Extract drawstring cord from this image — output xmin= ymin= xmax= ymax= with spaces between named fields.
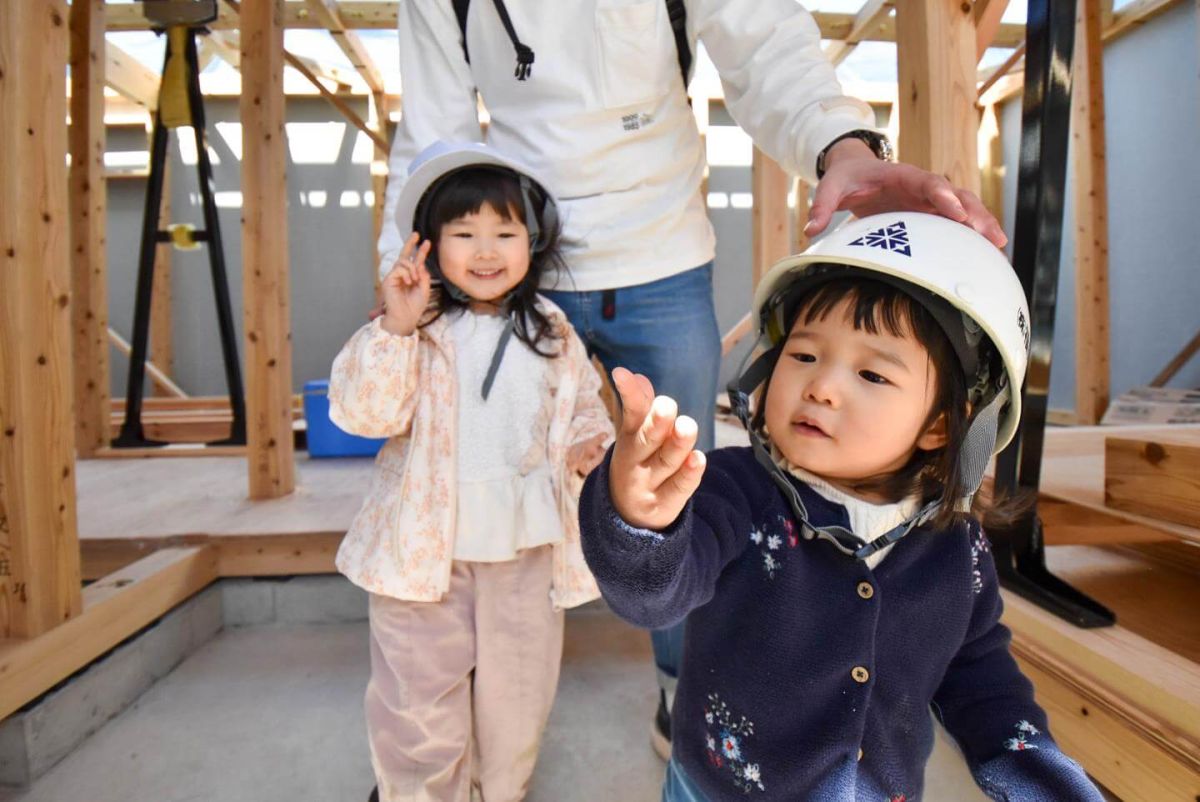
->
xmin=489 ymin=0 xmax=535 ymax=80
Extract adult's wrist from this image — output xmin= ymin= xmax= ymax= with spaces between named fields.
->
xmin=815 ymin=129 xmax=892 ymax=179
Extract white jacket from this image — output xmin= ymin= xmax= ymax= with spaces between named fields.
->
xmin=379 ymin=0 xmax=876 ymax=291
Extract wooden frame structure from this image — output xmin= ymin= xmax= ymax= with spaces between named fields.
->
xmin=2 ymin=0 xmax=1198 ymax=796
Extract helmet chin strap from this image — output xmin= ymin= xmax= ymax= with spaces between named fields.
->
xmin=726 ymin=337 xmax=1001 ymax=560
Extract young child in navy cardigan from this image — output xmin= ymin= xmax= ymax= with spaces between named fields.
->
xmin=579 ymin=213 xmax=1104 ymax=801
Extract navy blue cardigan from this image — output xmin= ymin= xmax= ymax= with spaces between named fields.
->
xmin=580 ymin=447 xmax=1103 ymax=801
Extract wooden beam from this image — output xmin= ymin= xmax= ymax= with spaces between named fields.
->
xmin=790 ymin=178 xmax=812 ymax=254
xmin=978 ymin=102 xmax=1005 ymax=231
xmin=370 ymin=91 xmax=391 ymax=282
xmin=974 ymin=0 xmax=1012 ymax=60
xmin=105 ymin=4 xmax=1026 ymax=46
xmin=824 ymin=0 xmax=893 ymax=66
xmin=977 ymin=41 xmax=1025 ymax=99
xmin=0 ymin=546 xmax=218 ymax=720
xmin=303 ymin=0 xmax=385 ymax=94
xmin=1103 ymin=0 xmax=1186 ymax=42
xmin=283 ymin=51 xmax=389 ymax=151
xmin=1149 ymin=329 xmax=1200 ymax=387
xmin=150 ymin=162 xmax=175 ymax=392
xmin=70 ymin=0 xmax=112 ymax=456
xmin=1105 ymin=436 xmax=1200 ymax=530
xmin=105 ymin=39 xmax=159 ymax=111
xmin=978 ymin=69 xmax=1025 ymax=107
xmin=895 ymin=0 xmax=980 ymax=193
xmin=0 ymin=0 xmax=83 ymax=638
xmin=1072 ymin=0 xmax=1111 ymax=425
xmin=751 ymin=149 xmax=791 ymax=290
xmin=107 ymin=328 xmax=187 ymax=399
xmin=207 ymin=29 xmax=357 ymax=90
xmin=240 ymin=0 xmax=296 ymax=499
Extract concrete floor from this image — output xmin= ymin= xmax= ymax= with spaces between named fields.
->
xmin=0 ymin=600 xmax=995 ymax=802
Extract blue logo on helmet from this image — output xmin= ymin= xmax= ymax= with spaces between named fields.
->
xmin=849 ymin=221 xmax=911 ymax=257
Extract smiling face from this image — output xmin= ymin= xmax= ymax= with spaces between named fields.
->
xmin=434 ymin=201 xmax=531 ymax=311
xmin=763 ymin=292 xmax=950 ymax=499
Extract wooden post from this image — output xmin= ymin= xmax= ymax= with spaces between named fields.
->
xmin=0 ymin=0 xmax=83 ymax=637
xmin=69 ymin=0 xmax=111 ymax=455
xmin=240 ymin=0 xmax=295 ymax=498
xmin=791 ymin=179 xmax=811 ymax=255
xmin=895 ymin=0 xmax=980 ymax=192
xmin=150 ymin=162 xmax=174 ymax=391
xmin=751 ymin=148 xmax=790 ymax=289
xmin=370 ymin=90 xmax=390 ymax=284
xmin=1072 ymin=0 xmax=1111 ymax=424
xmin=978 ymin=102 xmax=1005 ymax=229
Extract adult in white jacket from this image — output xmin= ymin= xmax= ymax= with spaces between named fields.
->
xmin=378 ymin=0 xmax=1005 ymax=764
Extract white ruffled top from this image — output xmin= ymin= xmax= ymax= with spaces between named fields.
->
xmin=449 ymin=310 xmax=563 ymax=562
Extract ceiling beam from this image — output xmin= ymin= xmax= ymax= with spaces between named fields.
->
xmin=302 ymin=0 xmax=385 ymax=94
xmin=1103 ymin=0 xmax=1184 ymax=41
xmin=974 ymin=0 xmax=1012 ymax=60
xmin=105 ymin=40 xmax=159 ymax=110
xmin=104 ymin=4 xmax=1026 ymax=47
xmin=824 ymin=0 xmax=894 ymax=66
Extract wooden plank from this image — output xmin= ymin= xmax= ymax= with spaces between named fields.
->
xmin=977 ymin=103 xmax=1004 ymax=231
xmin=1039 ymin=498 xmax=1177 ymax=546
xmin=105 ymin=5 xmax=1027 ymax=45
xmin=150 ymin=161 xmax=174 ymax=392
xmin=824 ymin=0 xmax=893 ymax=66
xmin=976 ymin=42 xmax=1025 ymax=99
xmin=974 ymin=0 xmax=1012 ymax=60
xmin=283 ymin=51 xmax=389 ymax=151
xmin=0 ymin=0 xmax=83 ymax=639
xmin=790 ymin=179 xmax=811 ymax=255
xmin=1072 ymin=0 xmax=1111 ymax=425
xmin=895 ymin=0 xmax=980 ymax=192
xmin=107 ymin=327 xmax=186 ymax=398
xmin=81 ymin=533 xmax=342 ymax=581
xmin=0 ymin=546 xmax=218 ymax=721
xmin=69 ymin=0 xmax=112 ymax=456
xmin=93 ymin=445 xmax=249 ymax=459
xmin=1103 ymin=0 xmax=1186 ymax=42
xmin=750 ymin=148 xmax=790 ymax=289
xmin=1039 ymin=424 xmax=1200 ymax=546
xmin=1014 ymin=653 xmax=1200 ymax=801
xmin=1003 ymin=590 xmax=1200 ymax=755
xmin=370 ymin=91 xmax=391 ymax=283
xmin=240 ymin=0 xmax=297 ymax=499
xmin=1105 ymin=436 xmax=1200 ymax=529
xmin=104 ymin=39 xmax=159 ymax=111
xmin=1149 ymin=329 xmax=1200 ymax=387
xmin=304 ymin=0 xmax=385 ymax=94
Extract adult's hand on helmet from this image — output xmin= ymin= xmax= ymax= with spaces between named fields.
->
xmin=805 ymin=138 xmax=1007 ymax=249
xmin=608 ymin=367 xmax=706 ymax=531
xmin=379 ymin=233 xmax=433 ymax=337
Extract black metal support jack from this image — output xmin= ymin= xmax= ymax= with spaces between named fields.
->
xmin=112 ymin=22 xmax=246 ymax=448
xmin=988 ymin=0 xmax=1114 ymax=628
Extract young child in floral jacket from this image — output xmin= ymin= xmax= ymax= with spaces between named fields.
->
xmin=330 ymin=142 xmax=612 ymax=802
xmin=580 ymin=213 xmax=1104 ymax=801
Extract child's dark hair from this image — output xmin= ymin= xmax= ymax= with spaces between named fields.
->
xmin=417 ymin=166 xmax=567 ymax=358
xmin=751 ymin=276 xmax=1028 ymax=531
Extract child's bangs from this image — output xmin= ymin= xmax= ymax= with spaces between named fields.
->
xmin=791 ymin=278 xmax=924 ymax=340
xmin=428 ymin=167 xmax=526 ymax=227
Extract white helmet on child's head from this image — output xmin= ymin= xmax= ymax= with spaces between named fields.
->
xmin=390 ymin=141 xmax=560 ymax=281
xmin=751 ymin=212 xmax=1029 ymax=453
xmin=726 ymin=212 xmax=1029 ymax=557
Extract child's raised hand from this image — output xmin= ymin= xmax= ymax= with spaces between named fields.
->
xmin=380 ymin=233 xmax=433 ymax=336
xmin=567 ymin=432 xmax=608 ymax=477
xmin=608 ymin=367 xmax=706 ymax=530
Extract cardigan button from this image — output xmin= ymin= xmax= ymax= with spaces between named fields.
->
xmin=856 ymin=581 xmax=874 ymax=600
xmin=857 ymin=747 xmax=864 ymax=761
xmin=851 ymin=666 xmax=870 ymax=683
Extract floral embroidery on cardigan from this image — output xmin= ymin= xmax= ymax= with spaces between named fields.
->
xmin=750 ymin=516 xmax=800 ymax=580
xmin=1004 ymin=720 xmax=1042 ymax=751
xmin=969 ymin=524 xmax=991 ymax=595
xmin=703 ymin=694 xmax=765 ymax=793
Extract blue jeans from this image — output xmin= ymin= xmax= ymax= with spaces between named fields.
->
xmin=543 ymin=263 xmax=720 ymax=686
xmin=662 ymin=759 xmax=708 ymax=801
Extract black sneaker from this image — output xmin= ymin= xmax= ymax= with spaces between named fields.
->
xmin=651 ymin=688 xmax=672 ymax=761
xmin=368 ymin=787 xmax=379 ymax=802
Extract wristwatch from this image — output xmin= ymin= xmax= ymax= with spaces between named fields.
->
xmin=815 ymin=130 xmax=893 ymax=179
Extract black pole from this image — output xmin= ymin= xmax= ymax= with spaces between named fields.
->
xmin=988 ymin=0 xmax=1115 ymax=628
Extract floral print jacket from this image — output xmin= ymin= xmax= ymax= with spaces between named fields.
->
xmin=329 ymin=301 xmax=613 ymax=608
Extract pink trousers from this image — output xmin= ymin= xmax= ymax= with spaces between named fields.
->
xmin=366 ymin=546 xmax=565 ymax=802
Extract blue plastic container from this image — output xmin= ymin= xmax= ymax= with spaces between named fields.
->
xmin=303 ymin=380 xmax=388 ymax=458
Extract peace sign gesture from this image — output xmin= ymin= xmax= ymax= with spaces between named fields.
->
xmin=608 ymin=367 xmax=706 ymax=531
xmin=380 ymin=233 xmax=433 ymax=336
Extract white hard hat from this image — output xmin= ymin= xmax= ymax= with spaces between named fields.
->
xmin=390 ymin=141 xmax=559 ymax=279
xmin=752 ymin=212 xmax=1029 ymax=453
